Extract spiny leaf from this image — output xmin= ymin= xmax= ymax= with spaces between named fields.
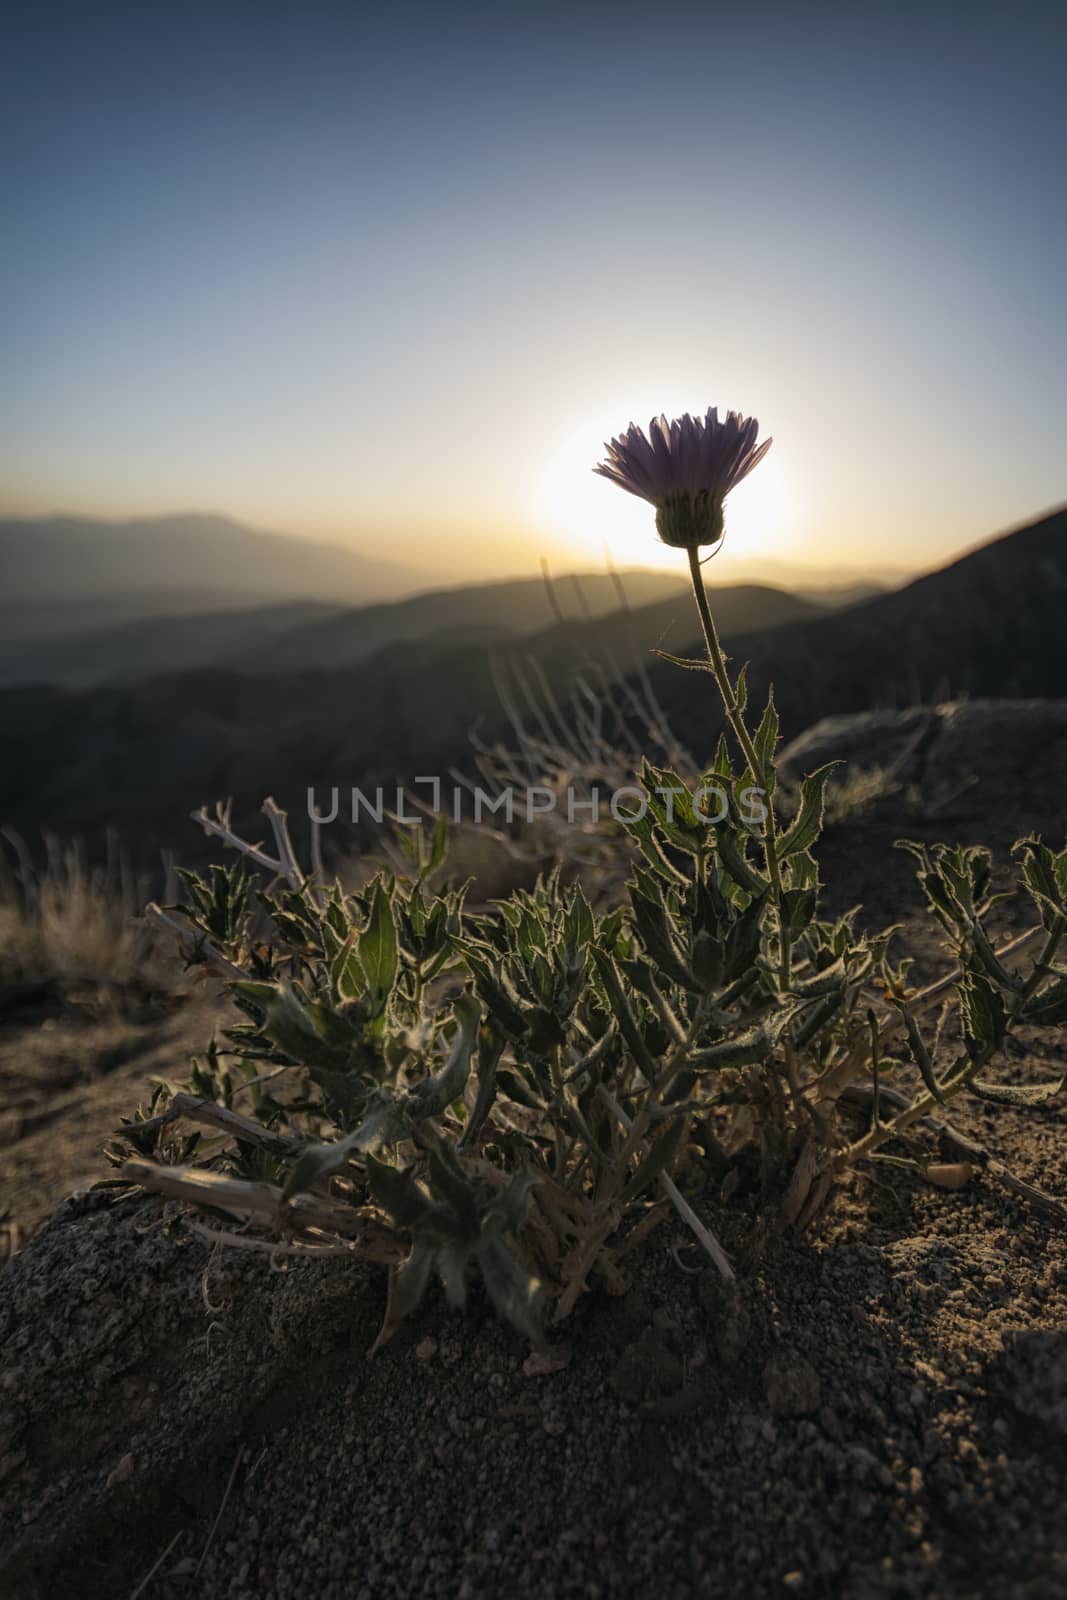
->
xmin=776 ymin=762 xmax=840 ymax=860
xmin=753 ymin=690 xmax=779 ymax=793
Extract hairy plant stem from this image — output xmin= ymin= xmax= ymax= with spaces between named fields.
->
xmin=685 ymin=545 xmax=791 ymax=990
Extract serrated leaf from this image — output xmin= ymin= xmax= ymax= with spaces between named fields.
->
xmin=563 ymin=882 xmax=595 ymax=951
xmin=776 ymin=762 xmax=840 ymax=860
xmin=716 ymin=829 xmax=769 ymax=897
xmin=959 ymin=972 xmax=1007 ymax=1056
xmin=753 ymin=691 xmax=779 ymax=794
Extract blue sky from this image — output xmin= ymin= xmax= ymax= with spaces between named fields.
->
xmin=2 ymin=1 xmax=1065 ymax=582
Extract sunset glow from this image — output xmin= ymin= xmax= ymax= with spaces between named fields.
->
xmin=2 ymin=5 xmax=1064 ymax=586
xmin=529 ymin=413 xmax=800 ymax=575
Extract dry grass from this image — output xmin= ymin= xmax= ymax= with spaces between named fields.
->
xmin=0 ymin=828 xmax=175 ymax=1005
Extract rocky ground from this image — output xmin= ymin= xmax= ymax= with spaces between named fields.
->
xmin=1 ymin=709 xmax=1065 ymax=1598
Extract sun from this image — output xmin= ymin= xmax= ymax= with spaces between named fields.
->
xmin=527 ymin=411 xmax=796 ymax=572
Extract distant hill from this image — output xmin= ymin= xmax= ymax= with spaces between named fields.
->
xmin=228 ymin=571 xmax=694 ymax=675
xmin=646 ymin=505 xmax=1067 ymax=748
xmin=0 ymin=563 xmax=828 ymax=689
xmin=0 ymin=582 xmax=822 ymax=860
xmin=0 ymin=588 xmax=307 ymax=644
xmin=3 ymin=506 xmax=1061 ymax=867
xmin=0 ymin=601 xmax=349 ymax=689
xmin=0 ymin=513 xmax=413 ymax=615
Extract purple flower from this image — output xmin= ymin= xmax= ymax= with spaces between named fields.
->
xmin=594 ymin=408 xmax=772 ymax=549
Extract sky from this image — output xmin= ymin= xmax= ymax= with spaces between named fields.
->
xmin=2 ymin=0 xmax=1065 ymax=587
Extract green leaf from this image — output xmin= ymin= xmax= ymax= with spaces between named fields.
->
xmin=970 ymin=920 xmax=1026 ymax=994
xmin=959 ymin=972 xmax=1007 ymax=1057
xmin=780 ymin=887 xmax=817 ymax=940
xmin=1014 ymin=836 xmax=1067 ymax=929
xmin=233 ymin=979 xmax=280 ymax=1008
xmin=776 ymin=762 xmax=840 ymax=860
xmin=426 ymin=1144 xmax=481 ymax=1232
xmin=753 ymin=690 xmax=779 ymax=793
xmin=716 ymin=829 xmax=769 ymax=897
xmin=722 ymin=889 xmax=768 ymax=983
xmin=284 ymin=1090 xmax=409 ymax=1196
xmin=459 ymin=1026 xmax=505 ymax=1150
xmin=409 ymin=991 xmax=482 ymax=1120
xmin=792 ymin=988 xmax=845 ymax=1050
xmin=362 ymin=880 xmax=399 ymax=1006
xmin=563 ymin=882 xmax=595 ymax=952
xmin=592 ymin=948 xmax=660 ymax=1079
xmin=895 ymin=1001 xmax=944 ymax=1104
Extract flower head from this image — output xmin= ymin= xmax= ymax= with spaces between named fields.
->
xmin=594 ymin=408 xmax=772 ymax=550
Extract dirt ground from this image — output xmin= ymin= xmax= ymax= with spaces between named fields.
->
xmin=0 ymin=982 xmax=228 ymax=1255
xmin=0 ymin=792 xmax=1065 ymax=1600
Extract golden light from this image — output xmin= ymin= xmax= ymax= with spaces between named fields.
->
xmin=527 ymin=410 xmax=798 ymax=572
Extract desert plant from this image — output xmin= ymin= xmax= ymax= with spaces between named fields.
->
xmin=114 ymin=409 xmax=1067 ymax=1349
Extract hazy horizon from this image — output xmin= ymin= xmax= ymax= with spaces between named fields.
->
xmin=3 ymin=2 xmax=1065 ymax=586
xmin=0 ymin=502 xmax=931 ymax=596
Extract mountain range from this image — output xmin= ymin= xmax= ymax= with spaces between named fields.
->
xmin=0 ymin=505 xmax=1061 ymax=867
xmin=0 ymin=581 xmax=826 ymax=861
xmin=0 ymin=510 xmax=883 ymax=688
xmin=0 ymin=513 xmax=412 ymax=624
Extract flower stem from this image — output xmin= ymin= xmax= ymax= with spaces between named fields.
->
xmin=685 ymin=545 xmax=791 ymax=988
